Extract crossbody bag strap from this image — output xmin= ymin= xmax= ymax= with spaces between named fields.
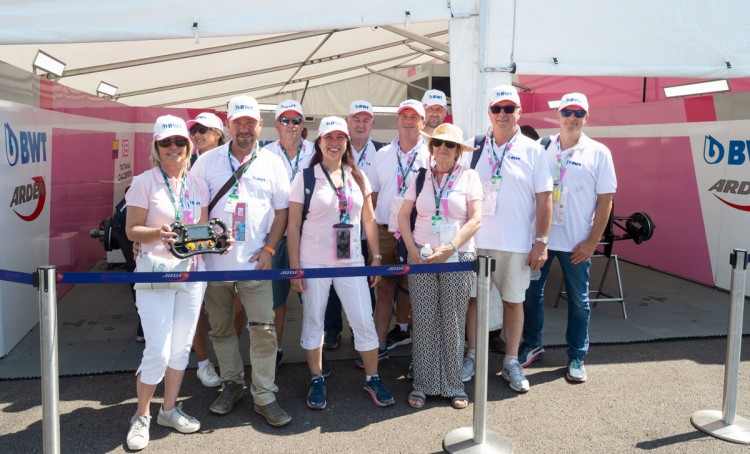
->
xmin=208 ymin=159 xmax=251 ymax=213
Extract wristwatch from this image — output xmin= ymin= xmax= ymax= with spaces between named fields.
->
xmin=535 ymin=237 xmax=548 ymax=245
xmin=373 ymin=254 xmax=383 ymax=260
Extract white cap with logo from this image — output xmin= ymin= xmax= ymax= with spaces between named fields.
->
xmin=348 ymin=100 xmax=374 ymax=117
xmin=318 ymin=116 xmax=349 ymax=138
xmin=227 ymin=96 xmax=261 ymax=121
xmin=153 ymin=115 xmax=189 ymax=140
xmin=422 ymin=89 xmax=448 ymax=108
xmin=186 ymin=112 xmax=224 ymax=131
xmin=396 ymin=99 xmax=426 ymax=118
xmin=488 ymin=85 xmax=521 ymax=108
xmin=558 ymin=93 xmax=589 ymax=112
xmin=275 ymin=100 xmax=304 ymax=120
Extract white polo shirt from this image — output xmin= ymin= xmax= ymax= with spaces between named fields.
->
xmin=544 ymin=132 xmax=617 ymax=252
xmin=465 ymin=129 xmax=553 ymax=253
xmin=352 ymin=138 xmax=381 ymax=182
xmin=191 ymin=141 xmax=290 ymax=271
xmin=369 ymin=137 xmax=430 ymax=225
xmin=262 ymin=139 xmax=315 ymax=182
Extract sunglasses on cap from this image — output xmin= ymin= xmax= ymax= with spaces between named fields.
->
xmin=156 ymin=137 xmax=189 ymax=148
xmin=189 ymin=125 xmax=210 ymax=135
xmin=431 ymin=139 xmax=458 ymax=149
xmin=279 ymin=116 xmax=303 ymax=126
xmin=490 ymin=105 xmax=517 ymax=114
xmin=560 ymin=109 xmax=587 ymax=118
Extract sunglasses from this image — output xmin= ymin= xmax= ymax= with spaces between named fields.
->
xmin=279 ymin=116 xmax=303 ymax=126
xmin=490 ymin=105 xmax=517 ymax=114
xmin=189 ymin=125 xmax=210 ymax=135
xmin=560 ymin=109 xmax=587 ymax=118
xmin=156 ymin=137 xmax=189 ymax=148
xmin=431 ymin=139 xmax=458 ymax=149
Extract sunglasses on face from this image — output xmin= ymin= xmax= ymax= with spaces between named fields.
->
xmin=156 ymin=137 xmax=189 ymax=148
xmin=560 ymin=109 xmax=587 ymax=118
xmin=189 ymin=125 xmax=210 ymax=135
xmin=431 ymin=139 xmax=458 ymax=149
xmin=490 ymin=105 xmax=517 ymax=114
xmin=279 ymin=117 xmax=303 ymax=126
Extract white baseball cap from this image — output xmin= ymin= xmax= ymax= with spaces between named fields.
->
xmin=317 ymin=116 xmax=349 ymax=138
xmin=422 ymin=89 xmax=448 ymax=108
xmin=558 ymin=93 xmax=589 ymax=112
xmin=348 ymin=100 xmax=374 ymax=117
xmin=153 ymin=115 xmax=189 ymax=140
xmin=488 ymin=85 xmax=521 ymax=107
xmin=275 ymin=100 xmax=304 ymax=120
xmin=227 ymin=95 xmax=261 ymax=121
xmin=396 ymin=99 xmax=426 ymax=118
xmin=186 ymin=112 xmax=224 ymax=131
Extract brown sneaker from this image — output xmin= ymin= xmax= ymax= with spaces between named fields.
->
xmin=253 ymin=401 xmax=292 ymax=427
xmin=209 ymin=381 xmax=244 ymax=415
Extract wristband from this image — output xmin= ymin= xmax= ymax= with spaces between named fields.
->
xmin=372 ymin=254 xmax=383 ymax=260
xmin=449 ymin=241 xmax=459 ymax=252
xmin=262 ymin=246 xmax=276 ymax=256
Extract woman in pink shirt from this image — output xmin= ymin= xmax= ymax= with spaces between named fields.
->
xmin=124 ymin=115 xmax=209 ymax=450
xmin=287 ymin=117 xmax=393 ymax=410
xmin=397 ymin=123 xmax=482 ymax=410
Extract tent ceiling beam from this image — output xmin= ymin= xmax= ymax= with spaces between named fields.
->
xmin=379 ymin=25 xmax=449 ymax=53
xmin=405 ymin=44 xmax=449 ymax=62
xmin=365 ymin=66 xmax=429 ymax=92
xmin=276 ymin=32 xmax=334 ymax=95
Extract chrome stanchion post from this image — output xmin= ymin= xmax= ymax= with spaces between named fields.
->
xmin=444 ymin=256 xmax=513 ymax=453
xmin=691 ymin=249 xmax=750 ymax=444
xmin=37 ymin=266 xmax=60 ymax=454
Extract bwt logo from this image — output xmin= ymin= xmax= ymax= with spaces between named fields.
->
xmin=279 ymin=103 xmax=297 ymax=110
xmin=703 ymin=135 xmax=750 ymax=165
xmin=564 ymin=97 xmax=584 ymax=105
xmin=354 ymin=104 xmax=369 ymax=110
xmin=280 ymin=269 xmax=305 ymax=279
xmin=497 ymin=92 xmax=513 ymax=97
xmin=4 ymin=123 xmax=48 ymax=166
xmin=10 ymin=176 xmax=46 ymax=221
xmin=161 ymin=123 xmax=181 ymax=130
xmin=234 ymin=104 xmax=255 ymax=111
xmin=427 ymin=94 xmax=444 ymax=100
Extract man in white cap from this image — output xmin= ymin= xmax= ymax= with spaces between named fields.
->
xmin=323 ymin=100 xmax=386 ymax=350
xmin=465 ymin=85 xmax=552 ymax=393
xmin=421 ymin=89 xmax=449 ymax=136
xmin=369 ymin=99 xmax=430 ymax=365
xmin=520 ymin=93 xmax=616 ymax=384
xmin=262 ymin=99 xmax=315 ymax=372
xmin=190 ymin=95 xmax=292 ymax=427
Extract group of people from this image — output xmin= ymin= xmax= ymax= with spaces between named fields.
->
xmin=123 ymin=85 xmax=617 ymax=450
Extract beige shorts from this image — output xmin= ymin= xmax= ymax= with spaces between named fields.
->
xmin=477 ymin=248 xmax=530 ymax=303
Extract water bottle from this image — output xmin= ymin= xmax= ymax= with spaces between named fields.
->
xmin=420 ymin=243 xmax=433 ymax=259
xmin=530 ymin=269 xmax=542 ymax=281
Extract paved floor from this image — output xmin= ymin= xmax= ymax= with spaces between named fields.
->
xmin=1 ymin=258 xmax=750 ymax=452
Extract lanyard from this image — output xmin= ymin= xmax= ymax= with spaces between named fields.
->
xmin=396 ymin=143 xmax=417 ymax=195
xmin=486 ymin=133 xmax=515 ymax=177
xmin=227 ymin=142 xmax=258 ymax=194
xmin=431 ymin=164 xmax=459 ymax=216
xmin=280 ymin=141 xmax=304 ymax=181
xmin=321 ymin=164 xmax=353 ymax=224
xmin=554 ymin=136 xmax=577 ymax=187
xmin=159 ymin=167 xmax=187 ymax=221
xmin=354 ymin=142 xmax=369 ymax=167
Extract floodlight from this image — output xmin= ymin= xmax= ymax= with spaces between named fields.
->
xmin=32 ymin=50 xmax=66 ymax=79
xmin=664 ymin=80 xmax=730 ymax=98
xmin=372 ymin=106 xmax=399 ymax=114
xmin=258 ymin=103 xmax=277 ymax=111
xmin=97 ymin=81 xmax=118 ymax=98
xmin=547 ymin=100 xmax=561 ymax=109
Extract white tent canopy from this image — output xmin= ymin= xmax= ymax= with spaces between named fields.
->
xmin=1 ymin=0 xmax=748 ymax=133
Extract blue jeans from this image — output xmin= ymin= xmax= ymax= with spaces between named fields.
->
xmin=523 ymin=250 xmax=591 ymax=361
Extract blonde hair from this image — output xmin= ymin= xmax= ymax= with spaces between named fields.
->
xmin=150 ymin=138 xmax=195 ymax=173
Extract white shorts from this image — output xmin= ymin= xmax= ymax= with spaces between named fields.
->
xmin=477 ymin=249 xmax=530 ymax=303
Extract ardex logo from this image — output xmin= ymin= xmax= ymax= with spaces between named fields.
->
xmin=280 ymin=269 xmax=305 ymax=279
xmin=708 ymin=179 xmax=750 ymax=212
xmin=386 ymin=265 xmax=410 ymax=275
xmin=10 ymin=176 xmax=46 ymax=221
xmin=162 ymin=272 xmax=190 ymax=282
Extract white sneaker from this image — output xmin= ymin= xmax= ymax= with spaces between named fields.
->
xmin=461 ymin=353 xmax=475 ymax=382
xmin=157 ymin=403 xmax=201 ymax=433
xmin=197 ymin=362 xmax=221 ymax=388
xmin=501 ymin=359 xmax=530 ymax=393
xmin=126 ymin=414 xmax=151 ymax=451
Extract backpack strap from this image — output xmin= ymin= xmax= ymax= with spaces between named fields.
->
xmin=300 ymin=166 xmax=316 ymax=229
xmin=409 ymin=167 xmax=428 ymax=232
xmin=371 ymin=140 xmax=387 ymax=151
xmin=540 ymin=135 xmax=552 ymax=150
xmin=469 ymin=134 xmax=486 ymax=170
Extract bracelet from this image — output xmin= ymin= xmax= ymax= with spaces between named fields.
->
xmin=262 ymin=246 xmax=276 ymax=256
xmin=449 ymin=241 xmax=459 ymax=252
xmin=372 ymin=254 xmax=383 ymax=260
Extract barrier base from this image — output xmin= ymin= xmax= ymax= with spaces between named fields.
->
xmin=443 ymin=427 xmax=513 ymax=453
xmin=691 ymin=409 xmax=750 ymax=444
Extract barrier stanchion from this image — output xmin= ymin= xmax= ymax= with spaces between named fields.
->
xmin=444 ymin=255 xmax=513 ymax=453
xmin=35 ymin=266 xmax=60 ymax=454
xmin=691 ymin=249 xmax=750 ymax=444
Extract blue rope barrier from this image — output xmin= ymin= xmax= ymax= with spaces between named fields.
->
xmin=1 ymin=262 xmax=475 ymax=286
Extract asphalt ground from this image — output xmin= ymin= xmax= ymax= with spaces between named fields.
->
xmin=2 ymin=337 xmax=750 ymax=453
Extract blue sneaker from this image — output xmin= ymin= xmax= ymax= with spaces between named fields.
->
xmin=566 ymin=358 xmax=587 ymax=383
xmin=518 ymin=344 xmax=545 ymax=368
xmin=354 ymin=347 xmax=389 ymax=369
xmin=363 ymin=376 xmax=394 ymax=407
xmin=306 ymin=376 xmax=327 ymax=410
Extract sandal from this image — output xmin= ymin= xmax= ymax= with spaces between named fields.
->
xmin=451 ymin=392 xmax=469 ymax=410
xmin=408 ymin=390 xmax=426 ymax=409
